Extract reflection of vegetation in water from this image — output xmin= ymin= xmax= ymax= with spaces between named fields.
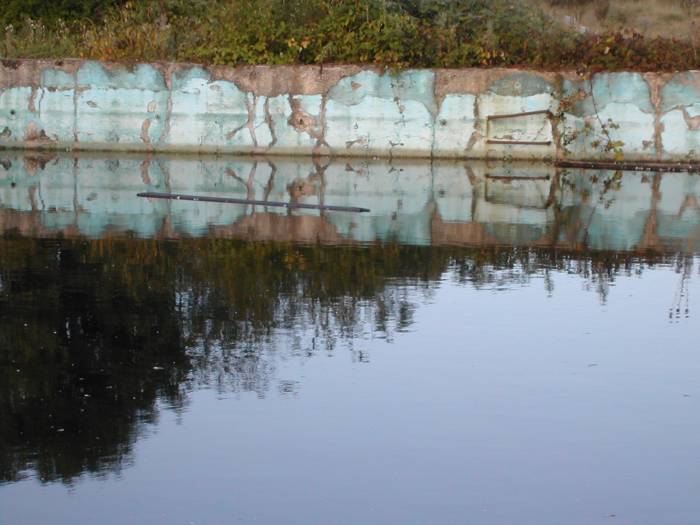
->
xmin=0 ymin=237 xmax=693 ymax=484
xmin=0 ymin=239 xmax=191 ymax=484
xmin=0 ymin=237 xmax=446 ymax=484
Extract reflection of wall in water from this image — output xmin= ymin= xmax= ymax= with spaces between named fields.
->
xmin=0 ymin=153 xmax=699 ymax=253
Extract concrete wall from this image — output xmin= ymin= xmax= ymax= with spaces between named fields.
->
xmin=2 ymin=59 xmax=700 ymax=161
xmin=2 ymin=152 xmax=698 ymax=253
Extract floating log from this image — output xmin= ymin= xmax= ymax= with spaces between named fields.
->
xmin=137 ymin=192 xmax=370 ymax=213
xmin=555 ymin=160 xmax=700 ymax=173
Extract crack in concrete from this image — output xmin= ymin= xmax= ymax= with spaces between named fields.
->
xmin=159 ymin=68 xmax=174 ymax=146
xmin=72 ymin=70 xmax=79 ymax=143
xmin=264 ymin=97 xmax=277 ymax=151
xmin=645 ymin=73 xmax=666 ymax=160
xmin=226 ymin=93 xmax=257 ymax=147
xmin=313 ymin=94 xmax=331 ymax=156
xmin=141 ymin=119 xmax=152 ymax=145
xmin=28 ymin=87 xmax=38 ymax=113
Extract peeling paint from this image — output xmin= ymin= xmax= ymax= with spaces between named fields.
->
xmin=681 ymin=107 xmax=700 ymax=130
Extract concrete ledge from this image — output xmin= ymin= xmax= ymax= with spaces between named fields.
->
xmin=1 ymin=59 xmax=700 ymax=161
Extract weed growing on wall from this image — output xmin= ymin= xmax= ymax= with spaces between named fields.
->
xmin=554 ymin=75 xmax=625 ymax=160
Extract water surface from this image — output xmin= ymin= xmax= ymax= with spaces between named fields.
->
xmin=0 ymin=153 xmax=699 ymax=525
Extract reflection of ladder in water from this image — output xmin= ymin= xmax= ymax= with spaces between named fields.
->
xmin=482 ymin=171 xmax=562 ymax=247
xmin=484 ymin=173 xmax=556 ymax=209
xmin=669 ymin=258 xmax=692 ymax=322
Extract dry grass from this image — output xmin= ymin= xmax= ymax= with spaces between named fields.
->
xmin=532 ymin=0 xmax=700 ymax=39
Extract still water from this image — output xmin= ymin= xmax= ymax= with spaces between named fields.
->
xmin=0 ymin=153 xmax=699 ymax=524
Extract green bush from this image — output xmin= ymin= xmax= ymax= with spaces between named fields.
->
xmin=1 ymin=0 xmax=124 ymax=27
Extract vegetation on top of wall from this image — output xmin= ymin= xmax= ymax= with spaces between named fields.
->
xmin=534 ymin=0 xmax=700 ymax=41
xmin=1 ymin=0 xmax=124 ymax=27
xmin=1 ymin=0 xmax=699 ymax=71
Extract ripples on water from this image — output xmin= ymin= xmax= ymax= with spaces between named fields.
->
xmin=0 ymin=153 xmax=698 ymax=524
